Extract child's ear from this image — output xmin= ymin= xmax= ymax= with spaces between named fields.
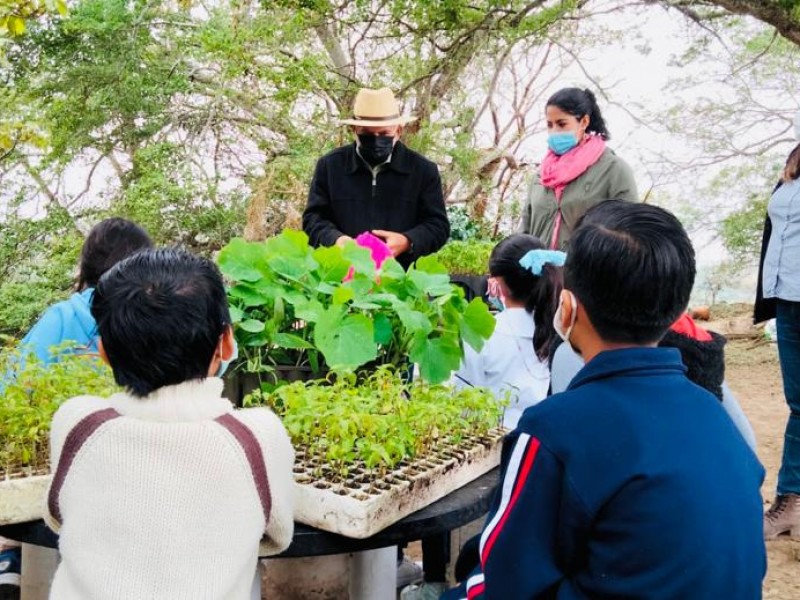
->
xmin=220 ymin=325 xmax=236 ymax=362
xmin=97 ymin=338 xmax=111 ymax=367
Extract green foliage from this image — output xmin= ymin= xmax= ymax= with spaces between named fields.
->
xmin=115 ymin=142 xmax=246 ymax=251
xmin=218 ymin=230 xmax=495 ymax=383
xmin=446 ymin=205 xmax=493 ymax=241
xmin=245 ymin=366 xmax=504 ymax=481
xmin=0 ymin=344 xmax=118 ymax=475
xmin=0 ymin=209 xmax=83 ymax=337
xmin=432 ymin=240 xmax=494 ymax=275
xmin=721 ymin=193 xmax=769 ymax=265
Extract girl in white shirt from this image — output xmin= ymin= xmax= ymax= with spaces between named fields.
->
xmin=454 ymin=235 xmax=564 ymax=428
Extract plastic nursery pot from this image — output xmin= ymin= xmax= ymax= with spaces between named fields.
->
xmin=449 ymin=275 xmax=489 ymax=304
xmin=223 ymin=367 xmax=328 ymax=406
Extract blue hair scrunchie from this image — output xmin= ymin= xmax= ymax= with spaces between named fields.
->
xmin=518 ymin=249 xmax=566 ymax=275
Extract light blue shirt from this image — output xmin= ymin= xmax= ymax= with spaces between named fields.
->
xmin=764 ymin=178 xmax=800 ymax=301
xmin=452 ymin=308 xmax=550 ymax=429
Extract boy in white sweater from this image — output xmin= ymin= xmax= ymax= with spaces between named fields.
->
xmin=44 ymin=248 xmax=295 ymax=600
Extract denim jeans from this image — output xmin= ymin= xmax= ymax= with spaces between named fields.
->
xmin=777 ymin=300 xmax=800 ymax=494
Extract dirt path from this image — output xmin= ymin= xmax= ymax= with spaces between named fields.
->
xmin=726 ymin=339 xmax=800 ymax=598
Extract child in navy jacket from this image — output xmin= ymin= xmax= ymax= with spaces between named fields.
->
xmin=444 ymin=201 xmax=765 ymax=600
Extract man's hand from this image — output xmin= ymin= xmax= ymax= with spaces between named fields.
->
xmin=372 ymin=230 xmax=410 ymax=257
xmin=335 ymin=235 xmax=354 ymax=248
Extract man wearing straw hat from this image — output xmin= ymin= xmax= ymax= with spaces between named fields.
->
xmin=303 ymin=87 xmax=450 ymax=269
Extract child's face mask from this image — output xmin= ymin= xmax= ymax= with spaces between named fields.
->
xmin=215 ymin=338 xmax=238 ymax=378
xmin=553 ymin=291 xmax=578 ymax=347
xmin=487 ymin=277 xmax=506 ymax=312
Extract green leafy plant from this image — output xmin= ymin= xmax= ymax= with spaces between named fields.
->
xmin=0 ymin=345 xmax=119 ymax=477
xmin=217 ymin=230 xmax=496 ymax=383
xmin=245 ymin=366 xmax=505 ymax=483
xmin=432 ymin=240 xmax=494 ymax=276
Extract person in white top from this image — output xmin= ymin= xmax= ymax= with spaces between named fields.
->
xmin=44 ymin=248 xmax=295 ymax=600
xmin=453 ymin=234 xmax=565 ymax=428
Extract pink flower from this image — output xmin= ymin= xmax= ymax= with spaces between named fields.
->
xmin=343 ymin=232 xmax=393 ymax=282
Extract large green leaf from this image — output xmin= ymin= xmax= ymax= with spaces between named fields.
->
xmin=315 ymin=306 xmax=377 ymax=369
xmin=273 ymin=333 xmax=315 ymax=350
xmin=395 ymin=304 xmax=433 ymax=336
xmin=373 ymin=312 xmax=393 ymax=345
xmin=239 ymin=319 xmax=266 ymax=333
xmin=414 ymin=255 xmax=449 ymax=275
xmin=217 ymin=238 xmax=267 ymax=283
xmin=313 ymin=245 xmax=351 ymax=283
xmin=342 ymin=243 xmax=376 ymax=275
xmin=409 ymin=333 xmax=463 ymax=384
xmin=380 ymin=257 xmax=406 ymax=280
xmin=333 ymin=286 xmax=355 ymax=305
xmin=459 ymin=298 xmax=496 ymax=352
xmin=228 ymin=282 xmax=272 ymax=307
xmin=229 ymin=305 xmax=244 ymax=323
xmin=265 ymin=230 xmax=317 ymax=279
xmin=407 ymin=269 xmax=454 ymax=297
xmin=293 ymin=299 xmax=325 ymax=323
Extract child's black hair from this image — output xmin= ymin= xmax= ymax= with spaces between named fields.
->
xmin=91 ymin=247 xmax=231 ymax=397
xmin=78 ymin=218 xmax=153 ymax=290
xmin=565 ymin=200 xmax=695 ymax=344
xmin=489 ymin=234 xmax=563 ymax=362
xmin=547 ymin=88 xmax=610 ymax=140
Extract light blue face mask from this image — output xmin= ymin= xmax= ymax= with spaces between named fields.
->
xmin=547 ymin=132 xmax=578 ymax=155
xmin=488 ymin=296 xmax=505 ymax=312
xmin=215 ymin=339 xmax=239 ymax=378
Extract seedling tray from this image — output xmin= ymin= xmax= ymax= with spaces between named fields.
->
xmin=0 ymin=472 xmax=50 ymax=526
xmin=291 ymin=429 xmax=504 ymax=539
xmin=0 ymin=430 xmax=504 ymax=534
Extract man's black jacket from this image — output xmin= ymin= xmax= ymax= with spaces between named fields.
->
xmin=302 ymin=141 xmax=450 ymax=269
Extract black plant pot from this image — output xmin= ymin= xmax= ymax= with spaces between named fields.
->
xmin=450 ymin=274 xmax=489 ymax=304
xmin=223 ymin=366 xmax=327 ymax=407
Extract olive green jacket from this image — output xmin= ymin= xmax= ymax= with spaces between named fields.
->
xmin=518 ymin=148 xmax=638 ymax=249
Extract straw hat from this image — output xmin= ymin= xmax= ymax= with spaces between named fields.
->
xmin=340 ymin=87 xmax=417 ymax=127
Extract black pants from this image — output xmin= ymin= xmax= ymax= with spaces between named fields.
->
xmin=454 ymin=534 xmax=480 ymax=583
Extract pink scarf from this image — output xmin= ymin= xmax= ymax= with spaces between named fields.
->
xmin=539 ymin=135 xmax=606 ymax=248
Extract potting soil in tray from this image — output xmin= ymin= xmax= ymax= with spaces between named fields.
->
xmin=290 ymin=428 xmax=505 ymax=539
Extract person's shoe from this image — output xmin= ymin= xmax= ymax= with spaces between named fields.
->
xmin=400 ymin=581 xmax=448 ymax=600
xmin=396 ymin=556 xmax=424 ymax=588
xmin=0 ymin=547 xmax=21 ymax=600
xmin=764 ymin=493 xmax=800 ymax=540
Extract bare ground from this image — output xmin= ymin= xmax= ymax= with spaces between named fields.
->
xmin=725 ymin=337 xmax=800 ymax=598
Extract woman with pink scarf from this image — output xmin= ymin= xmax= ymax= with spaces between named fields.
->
xmin=519 ymin=88 xmax=639 ymax=249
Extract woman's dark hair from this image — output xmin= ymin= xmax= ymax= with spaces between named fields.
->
xmin=91 ymin=247 xmax=231 ymax=397
xmin=78 ymin=218 xmax=153 ymax=290
xmin=489 ymin=234 xmax=563 ymax=363
xmin=783 ymin=143 xmax=800 ymax=182
xmin=565 ymin=200 xmax=696 ymax=344
xmin=547 ymin=88 xmax=610 ymax=140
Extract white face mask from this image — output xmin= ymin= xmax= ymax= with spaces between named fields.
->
xmin=552 ymin=291 xmax=578 ymax=345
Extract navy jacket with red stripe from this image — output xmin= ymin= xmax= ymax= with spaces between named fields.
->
xmin=444 ymin=347 xmax=765 ymax=600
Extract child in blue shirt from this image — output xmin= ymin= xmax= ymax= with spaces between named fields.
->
xmin=445 ymin=200 xmax=765 ymax=600
xmin=20 ymin=217 xmax=152 ymax=364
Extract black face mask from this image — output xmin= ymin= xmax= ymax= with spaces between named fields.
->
xmin=357 ymin=134 xmax=394 ymax=166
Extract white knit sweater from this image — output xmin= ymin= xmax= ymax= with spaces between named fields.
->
xmin=44 ymin=378 xmax=295 ymax=600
